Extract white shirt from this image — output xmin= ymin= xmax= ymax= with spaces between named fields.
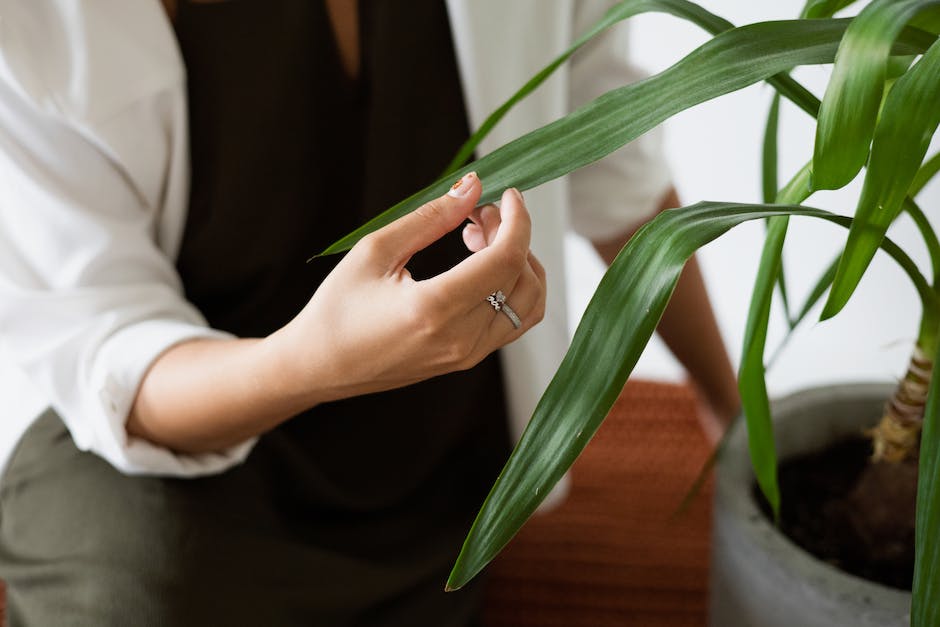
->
xmin=0 ymin=0 xmax=670 ymax=479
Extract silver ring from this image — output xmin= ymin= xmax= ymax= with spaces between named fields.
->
xmin=501 ymin=303 xmax=522 ymax=329
xmin=487 ymin=291 xmax=522 ymax=329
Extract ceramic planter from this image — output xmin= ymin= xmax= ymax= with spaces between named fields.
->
xmin=709 ymin=383 xmax=912 ymax=627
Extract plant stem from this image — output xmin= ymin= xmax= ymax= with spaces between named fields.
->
xmin=870 ymin=312 xmax=940 ymax=463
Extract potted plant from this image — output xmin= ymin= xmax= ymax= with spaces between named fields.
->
xmin=323 ymin=0 xmax=940 ymax=623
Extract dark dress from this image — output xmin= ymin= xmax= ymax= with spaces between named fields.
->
xmin=0 ymin=1 xmax=512 ymax=625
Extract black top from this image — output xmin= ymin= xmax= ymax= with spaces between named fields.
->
xmin=171 ymin=0 xmax=511 ymax=623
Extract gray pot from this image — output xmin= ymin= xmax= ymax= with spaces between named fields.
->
xmin=708 ymin=384 xmax=912 ymax=627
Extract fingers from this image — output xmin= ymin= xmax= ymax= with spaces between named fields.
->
xmin=496 ymin=268 xmax=545 ymax=334
xmin=528 ymin=251 xmax=546 ymax=291
xmin=462 ymin=203 xmax=499 ymax=253
xmin=435 ymin=187 xmax=532 ymax=305
xmin=460 ymin=250 xmax=547 ymax=367
xmin=366 ymin=172 xmax=482 ymax=270
xmin=462 ymin=222 xmax=486 ymax=253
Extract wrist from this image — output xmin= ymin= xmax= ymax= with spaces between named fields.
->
xmin=254 ymin=329 xmax=326 ymax=415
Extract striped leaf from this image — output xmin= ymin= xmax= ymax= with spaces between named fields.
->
xmin=446 ymin=201 xmax=935 ymax=590
xmin=914 ymin=334 xmax=940 ymax=626
xmin=441 ymin=0 xmax=831 ymax=177
xmin=320 ymin=17 xmax=933 ymax=257
xmin=904 ymin=198 xmax=940 ymax=285
xmin=761 ymin=94 xmax=794 ymax=326
xmin=812 ymin=0 xmax=940 ymax=191
xmin=442 ymin=0 xmax=735 ymax=175
xmin=740 ymin=215 xmax=789 ymax=518
xmin=737 ymin=162 xmax=815 ymax=518
xmin=762 ymin=95 xmax=782 ymax=205
xmin=803 ymin=0 xmax=863 ymax=19
xmin=912 ymin=151 xmax=940 ymax=197
xmin=822 ymin=37 xmax=940 ymax=319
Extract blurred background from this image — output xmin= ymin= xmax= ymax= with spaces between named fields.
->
xmin=566 ymin=0 xmax=940 ymax=396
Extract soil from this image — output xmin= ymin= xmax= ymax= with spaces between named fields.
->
xmin=754 ymin=435 xmax=918 ymax=591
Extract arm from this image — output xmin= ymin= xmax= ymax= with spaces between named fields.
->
xmin=1 ymin=6 xmax=544 ymax=469
xmin=591 ymin=188 xmax=740 ymax=440
xmin=129 ymin=179 xmax=546 ymax=453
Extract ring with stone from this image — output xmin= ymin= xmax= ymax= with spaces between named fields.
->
xmin=486 ymin=290 xmax=522 ymax=329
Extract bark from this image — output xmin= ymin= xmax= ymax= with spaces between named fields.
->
xmin=869 ymin=346 xmax=933 ymax=463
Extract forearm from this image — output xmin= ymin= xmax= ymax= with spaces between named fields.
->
xmin=127 ymin=336 xmax=314 ymax=454
xmin=126 ymin=177 xmax=542 ymax=456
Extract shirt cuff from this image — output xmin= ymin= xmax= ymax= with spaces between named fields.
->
xmin=77 ymin=318 xmax=258 ymax=477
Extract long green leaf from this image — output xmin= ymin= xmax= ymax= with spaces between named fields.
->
xmin=904 ymin=197 xmax=940 ymax=286
xmin=792 ymin=257 xmax=840 ymax=331
xmin=320 ymin=19 xmax=931 ymax=257
xmin=739 ymin=215 xmax=788 ymax=517
xmin=821 ymin=37 xmax=940 ymax=319
xmin=737 ymin=163 xmax=815 ymax=518
xmin=763 ymin=253 xmax=840 ymax=370
xmin=761 ymin=94 xmax=794 ymax=327
xmin=762 ymin=95 xmax=782 ymax=204
xmin=446 ymin=201 xmax=934 ymax=590
xmin=442 ymin=0 xmax=833 ymax=177
xmin=912 ymin=150 xmax=940 ymax=197
xmin=739 ymin=0 xmax=852 ymax=500
xmin=442 ymin=0 xmax=735 ymax=176
xmin=912 ymin=5 xmax=940 ymax=33
xmin=802 ymin=0 xmax=863 ymax=19
xmin=673 ymin=414 xmax=742 ymax=518
xmin=913 ymin=328 xmax=940 ymax=627
xmin=813 ymin=0 xmax=940 ymax=190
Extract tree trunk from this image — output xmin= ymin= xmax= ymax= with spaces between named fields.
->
xmin=869 ymin=346 xmax=933 ymax=463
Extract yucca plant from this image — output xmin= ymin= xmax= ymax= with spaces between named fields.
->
xmin=322 ymin=0 xmax=940 ymax=622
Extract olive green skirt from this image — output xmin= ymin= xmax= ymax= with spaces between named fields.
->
xmin=0 ymin=410 xmax=491 ymax=626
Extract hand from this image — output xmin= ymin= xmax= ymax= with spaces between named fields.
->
xmin=269 ymin=172 xmax=547 ymax=405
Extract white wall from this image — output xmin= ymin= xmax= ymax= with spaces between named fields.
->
xmin=565 ymin=0 xmax=940 ymax=396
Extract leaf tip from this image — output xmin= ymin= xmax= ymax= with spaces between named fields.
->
xmin=819 ymin=293 xmax=844 ymax=322
xmin=444 ymin=571 xmax=465 ymax=593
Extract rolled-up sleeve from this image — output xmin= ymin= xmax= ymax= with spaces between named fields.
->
xmin=567 ymin=0 xmax=673 ymax=241
xmin=0 ymin=33 xmax=257 ymax=476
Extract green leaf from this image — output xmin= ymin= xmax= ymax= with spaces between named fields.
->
xmin=762 ymin=95 xmax=782 ymax=204
xmin=812 ymin=0 xmax=940 ymax=191
xmin=673 ymin=414 xmax=741 ymax=518
xmin=904 ymin=197 xmax=940 ymax=286
xmin=441 ymin=0 xmax=831 ymax=177
xmin=792 ymin=257 xmax=840 ymax=331
xmin=913 ymin=332 xmax=940 ymax=626
xmin=737 ymin=163 xmax=815 ymax=518
xmin=442 ymin=0 xmax=736 ymax=176
xmin=739 ymin=216 xmax=788 ymax=517
xmin=761 ymin=94 xmax=793 ymax=326
xmin=446 ymin=200 xmax=934 ymax=590
xmin=765 ymin=252 xmax=841 ymax=370
xmin=821 ymin=37 xmax=940 ymax=319
xmin=320 ymin=18 xmax=931 ymax=257
xmin=802 ymin=0 xmax=863 ymax=19
xmin=912 ymin=150 xmax=940 ymax=197
xmin=911 ymin=5 xmax=940 ymax=33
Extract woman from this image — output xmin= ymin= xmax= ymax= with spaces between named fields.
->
xmin=0 ymin=0 xmax=737 ymax=624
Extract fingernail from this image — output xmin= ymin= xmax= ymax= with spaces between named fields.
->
xmin=510 ymin=187 xmax=524 ymax=203
xmin=447 ymin=172 xmax=477 ymax=198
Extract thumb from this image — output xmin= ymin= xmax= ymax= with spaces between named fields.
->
xmin=371 ymin=172 xmax=482 ymax=268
